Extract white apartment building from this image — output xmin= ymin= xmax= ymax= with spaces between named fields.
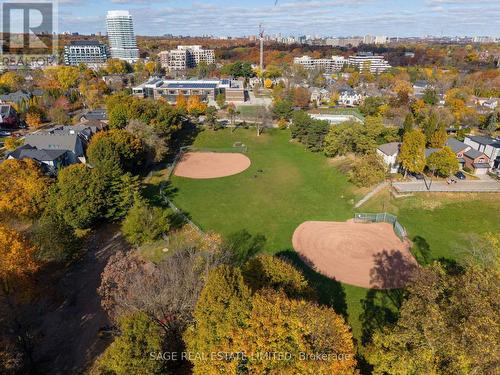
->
xmin=293 ymin=55 xmax=346 ymax=73
xmin=159 ymin=45 xmax=215 ymax=71
xmin=106 ymin=10 xmax=139 ymax=63
xmin=347 ymin=53 xmax=391 ymax=73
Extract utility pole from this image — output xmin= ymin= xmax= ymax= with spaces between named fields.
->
xmin=259 ymin=24 xmax=264 ymax=72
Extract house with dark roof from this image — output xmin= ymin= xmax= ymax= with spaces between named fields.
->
xmin=464 ymin=135 xmax=500 ymax=169
xmin=7 ymin=124 xmax=103 ymax=173
xmin=376 ymin=142 xmax=401 ymax=173
xmin=463 ymin=148 xmax=490 ymax=175
xmin=7 ymin=145 xmax=70 ymax=175
xmin=0 ymin=104 xmax=19 ymax=128
xmin=445 ymin=138 xmax=470 ymax=169
xmin=0 ymin=90 xmax=31 ymax=104
xmin=80 ymin=109 xmax=107 ymax=122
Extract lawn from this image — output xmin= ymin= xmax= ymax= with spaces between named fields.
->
xmin=166 ymin=128 xmax=500 ymax=342
xmin=171 ymin=128 xmax=357 ymax=251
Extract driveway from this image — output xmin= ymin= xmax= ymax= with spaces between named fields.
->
xmin=393 ymin=178 xmax=500 ymax=193
xmin=30 ymin=224 xmax=130 ymax=374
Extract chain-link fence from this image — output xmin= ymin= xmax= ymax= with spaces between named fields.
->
xmin=354 ymin=212 xmax=407 ymax=242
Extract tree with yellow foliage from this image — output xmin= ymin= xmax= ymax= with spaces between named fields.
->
xmin=186 ymin=95 xmax=207 ymax=115
xmin=264 ymin=78 xmax=273 ymax=89
xmin=0 ymin=159 xmax=51 ymax=219
xmin=0 ymin=71 xmax=24 ymax=92
xmin=0 ymin=224 xmax=38 ymax=286
xmin=3 ymin=137 xmax=23 ymax=151
xmin=25 ymin=111 xmax=43 ymax=129
xmin=105 ymin=59 xmax=130 ymax=75
xmin=176 ymin=94 xmax=187 ymax=111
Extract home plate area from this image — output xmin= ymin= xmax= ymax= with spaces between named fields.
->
xmin=292 ymin=220 xmax=418 ymax=289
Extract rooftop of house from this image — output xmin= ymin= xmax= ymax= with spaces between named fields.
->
xmin=0 ymin=90 xmax=31 ymax=103
xmin=82 ymin=109 xmax=107 ymax=121
xmin=467 ymin=135 xmax=500 ymax=148
xmin=425 ymin=148 xmax=440 ymax=158
xmin=8 ymin=144 xmax=68 ymax=162
xmin=413 ymin=80 xmax=430 ymax=88
xmin=377 ymin=142 xmax=401 ymax=156
xmin=24 ymin=125 xmax=95 ymax=153
xmin=464 ymin=148 xmax=485 ymax=159
xmin=445 ymin=138 xmax=469 ymax=154
xmin=0 ymin=104 xmax=14 ymax=116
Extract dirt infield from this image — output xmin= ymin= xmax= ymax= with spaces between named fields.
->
xmin=292 ymin=221 xmax=418 ymax=289
xmin=174 ymin=152 xmax=251 ymax=179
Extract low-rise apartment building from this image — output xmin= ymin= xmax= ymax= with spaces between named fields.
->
xmin=294 ymin=53 xmax=391 ymax=74
xmin=132 ymin=77 xmax=245 ymax=104
xmin=159 ymin=45 xmax=215 ymax=71
xmin=64 ymin=40 xmax=110 ymax=68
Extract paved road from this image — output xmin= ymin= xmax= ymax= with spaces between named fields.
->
xmin=30 ymin=224 xmax=130 ymax=374
xmin=393 ymin=179 xmax=500 ymax=193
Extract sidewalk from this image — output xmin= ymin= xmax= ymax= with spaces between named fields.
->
xmin=393 ymin=179 xmax=500 ymax=193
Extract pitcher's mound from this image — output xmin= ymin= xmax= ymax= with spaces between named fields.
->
xmin=174 ymin=152 xmax=251 ymax=179
xmin=292 ymin=221 xmax=417 ymax=289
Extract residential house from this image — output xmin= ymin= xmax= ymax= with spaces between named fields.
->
xmin=338 ymin=88 xmax=362 ymax=107
xmin=412 ymin=80 xmax=431 ymax=98
xmin=0 ymin=104 xmax=19 ymax=128
xmin=377 ymin=142 xmax=401 ymax=173
xmin=0 ymin=90 xmax=31 ymax=105
xmin=7 ymin=145 xmax=71 ymax=175
xmin=462 ymin=148 xmax=490 ymax=175
xmin=310 ymin=87 xmax=330 ymax=106
xmin=20 ymin=125 xmax=99 ymax=165
xmin=464 ymin=135 xmax=500 ymax=169
xmin=80 ymin=109 xmax=108 ymax=123
xmin=445 ymin=138 xmax=470 ymax=169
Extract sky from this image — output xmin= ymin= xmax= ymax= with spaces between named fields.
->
xmin=55 ymin=0 xmax=500 ymax=37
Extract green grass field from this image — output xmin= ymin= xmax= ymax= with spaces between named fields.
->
xmin=167 ymin=128 xmax=500 ymax=341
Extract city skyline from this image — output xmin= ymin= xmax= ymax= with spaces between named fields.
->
xmin=58 ymin=0 xmax=500 ymax=38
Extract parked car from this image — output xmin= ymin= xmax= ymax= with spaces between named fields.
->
xmin=414 ymin=173 xmax=425 ymax=180
xmin=455 ymin=171 xmax=466 ymax=180
xmin=0 ymin=131 xmax=11 ymax=136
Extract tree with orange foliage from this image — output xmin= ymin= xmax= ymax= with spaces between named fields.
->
xmin=186 ymin=95 xmax=207 ymax=115
xmin=26 ymin=111 xmax=43 ymax=129
xmin=0 ymin=224 xmax=38 ymax=286
xmin=0 ymin=159 xmax=51 ymax=219
xmin=293 ymin=87 xmax=311 ymax=108
xmin=176 ymin=93 xmax=187 ymax=111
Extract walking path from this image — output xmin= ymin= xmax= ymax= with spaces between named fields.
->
xmin=354 ymin=181 xmax=388 ymax=208
xmin=393 ymin=179 xmax=500 ymax=193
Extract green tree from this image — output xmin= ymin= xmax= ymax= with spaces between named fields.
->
xmin=87 ymin=129 xmax=145 ymax=174
xmin=422 ymin=88 xmax=438 ymax=105
xmin=241 ymin=255 xmax=313 ymax=300
xmin=215 ymin=92 xmax=226 ymax=109
xmin=367 ymin=263 xmax=499 ymax=375
xmin=426 ymin=147 xmax=459 ymax=177
xmin=96 ymin=312 xmax=164 ymax=375
xmin=184 ymin=265 xmax=252 ymax=375
xmin=402 ymin=113 xmax=414 ymax=134
xmin=204 ymin=106 xmax=218 ymax=130
xmin=32 ymin=208 xmax=81 ymax=262
xmin=225 ymin=229 xmax=266 ymax=266
xmin=348 ymin=153 xmax=387 ymax=187
xmin=121 ymin=198 xmax=171 ymax=245
xmin=429 ymin=124 xmax=448 ymax=148
xmin=398 ymin=129 xmax=426 ymax=175
xmin=272 ymin=100 xmax=294 ymax=121
xmin=52 ymin=164 xmax=105 ymax=229
xmin=108 ymin=103 xmax=130 ymax=129
xmin=360 ymin=96 xmax=385 ymax=116
xmin=485 ymin=112 xmax=498 ymax=134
